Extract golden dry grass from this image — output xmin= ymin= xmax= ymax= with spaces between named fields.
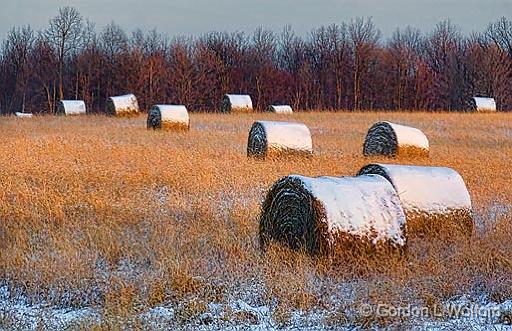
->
xmin=0 ymin=111 xmax=511 ymax=328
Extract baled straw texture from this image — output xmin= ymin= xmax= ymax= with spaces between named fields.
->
xmin=147 ymin=105 xmax=190 ymax=131
xmin=106 ymin=94 xmax=140 ymax=117
xmin=268 ymin=105 xmax=293 ymax=114
xmin=363 ymin=121 xmax=429 ymax=158
xmin=260 ymin=174 xmax=407 ymax=255
xmin=358 ymin=163 xmax=473 ymax=237
xmin=220 ymin=94 xmax=253 ymax=113
xmin=57 ymin=100 xmax=87 ymax=116
xmin=247 ymin=121 xmax=313 ymax=159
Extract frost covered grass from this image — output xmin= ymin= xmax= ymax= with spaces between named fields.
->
xmin=0 ymin=111 xmax=511 ymax=329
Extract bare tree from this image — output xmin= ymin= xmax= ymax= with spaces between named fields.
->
xmin=388 ymin=27 xmax=422 ymax=110
xmin=43 ymin=6 xmax=85 ymax=101
xmin=348 ymin=17 xmax=381 ymax=110
xmin=1 ymin=26 xmax=35 ymax=113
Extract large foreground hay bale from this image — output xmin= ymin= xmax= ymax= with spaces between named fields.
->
xmin=247 ymin=121 xmax=313 ymax=158
xmin=57 ymin=100 xmax=86 ymax=115
xmin=358 ymin=164 xmax=473 ymax=236
xmin=260 ymin=174 xmax=407 ymax=255
xmin=15 ymin=112 xmax=33 ymax=118
xmin=470 ymin=97 xmax=497 ymax=112
xmin=363 ymin=121 xmax=429 ymax=158
xmin=106 ymin=94 xmax=140 ymax=116
xmin=268 ymin=105 xmax=293 ymax=114
xmin=220 ymin=94 xmax=253 ymax=113
xmin=147 ymin=105 xmax=189 ymax=131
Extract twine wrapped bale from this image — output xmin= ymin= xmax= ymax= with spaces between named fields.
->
xmin=57 ymin=100 xmax=86 ymax=115
xmin=363 ymin=121 xmax=429 ymax=158
xmin=15 ymin=112 xmax=33 ymax=118
xmin=260 ymin=174 xmax=407 ymax=255
xmin=470 ymin=97 xmax=497 ymax=112
xmin=358 ymin=164 xmax=473 ymax=237
xmin=220 ymin=94 xmax=253 ymax=113
xmin=247 ymin=121 xmax=313 ymax=159
xmin=147 ymin=105 xmax=190 ymax=131
xmin=268 ymin=105 xmax=293 ymax=114
xmin=106 ymin=94 xmax=140 ymax=116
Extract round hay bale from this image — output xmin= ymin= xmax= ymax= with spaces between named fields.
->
xmin=220 ymin=94 xmax=253 ymax=113
xmin=56 ymin=100 xmax=86 ymax=115
xmin=247 ymin=121 xmax=313 ymax=159
xmin=358 ymin=163 xmax=473 ymax=236
xmin=268 ymin=105 xmax=293 ymax=114
xmin=106 ymin=94 xmax=140 ymax=117
xmin=15 ymin=112 xmax=33 ymax=118
xmin=363 ymin=121 xmax=429 ymax=158
xmin=147 ymin=105 xmax=190 ymax=131
xmin=260 ymin=174 xmax=407 ymax=255
xmin=470 ymin=97 xmax=497 ymax=112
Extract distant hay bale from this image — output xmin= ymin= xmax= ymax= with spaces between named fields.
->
xmin=260 ymin=174 xmax=407 ymax=255
xmin=268 ymin=105 xmax=293 ymax=114
xmin=363 ymin=121 xmax=429 ymax=158
xmin=358 ymin=163 xmax=473 ymax=237
xmin=57 ymin=100 xmax=86 ymax=115
xmin=15 ymin=112 xmax=33 ymax=118
xmin=220 ymin=94 xmax=253 ymax=113
xmin=247 ymin=121 xmax=313 ymax=158
xmin=106 ymin=94 xmax=140 ymax=117
xmin=147 ymin=105 xmax=190 ymax=131
xmin=470 ymin=97 xmax=497 ymax=112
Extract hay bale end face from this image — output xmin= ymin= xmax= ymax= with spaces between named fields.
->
xmin=358 ymin=163 xmax=473 ymax=236
xmin=147 ymin=105 xmax=190 ymax=130
xmin=471 ymin=97 xmax=497 ymax=112
xmin=260 ymin=174 xmax=407 ymax=255
xmin=268 ymin=105 xmax=293 ymax=114
xmin=15 ymin=112 xmax=33 ymax=118
xmin=220 ymin=94 xmax=253 ymax=113
xmin=247 ymin=121 xmax=313 ymax=158
xmin=363 ymin=121 xmax=429 ymax=158
xmin=107 ymin=94 xmax=140 ymax=117
xmin=57 ymin=100 xmax=86 ymax=115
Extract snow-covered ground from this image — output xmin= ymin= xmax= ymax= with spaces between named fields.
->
xmin=2 ymin=283 xmax=512 ymax=330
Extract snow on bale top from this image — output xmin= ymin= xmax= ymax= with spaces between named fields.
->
xmin=471 ymin=97 xmax=497 ymax=112
xmin=147 ymin=105 xmax=190 ymax=131
xmin=268 ymin=105 xmax=293 ymax=114
xmin=247 ymin=121 xmax=312 ymax=158
xmin=221 ymin=94 xmax=253 ymax=113
xmin=358 ymin=163 xmax=473 ymax=236
xmin=260 ymin=174 xmax=407 ymax=255
xmin=15 ymin=112 xmax=33 ymax=118
xmin=107 ymin=94 xmax=140 ymax=117
xmin=57 ymin=100 xmax=86 ymax=115
xmin=363 ymin=121 xmax=429 ymax=158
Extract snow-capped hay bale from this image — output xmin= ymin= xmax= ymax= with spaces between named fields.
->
xmin=363 ymin=121 xmax=429 ymax=158
xmin=268 ymin=105 xmax=293 ymax=114
xmin=147 ymin=105 xmax=189 ymax=131
xmin=470 ymin=97 xmax=497 ymax=112
xmin=247 ymin=121 xmax=313 ymax=159
xmin=358 ymin=164 xmax=473 ymax=237
xmin=106 ymin=94 xmax=140 ymax=117
xmin=57 ymin=100 xmax=86 ymax=115
xmin=220 ymin=94 xmax=253 ymax=113
xmin=15 ymin=112 xmax=33 ymax=118
xmin=260 ymin=174 xmax=407 ymax=255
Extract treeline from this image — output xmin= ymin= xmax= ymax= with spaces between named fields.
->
xmin=1 ymin=7 xmax=511 ymax=114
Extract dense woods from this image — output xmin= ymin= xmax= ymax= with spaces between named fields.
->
xmin=1 ymin=7 xmax=511 ymax=114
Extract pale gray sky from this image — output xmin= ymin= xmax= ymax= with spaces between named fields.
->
xmin=1 ymin=0 xmax=511 ymax=40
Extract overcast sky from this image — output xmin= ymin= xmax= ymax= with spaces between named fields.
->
xmin=1 ymin=0 xmax=510 ymax=41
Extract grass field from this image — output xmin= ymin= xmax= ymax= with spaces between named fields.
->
xmin=0 ymin=112 xmax=511 ymax=329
